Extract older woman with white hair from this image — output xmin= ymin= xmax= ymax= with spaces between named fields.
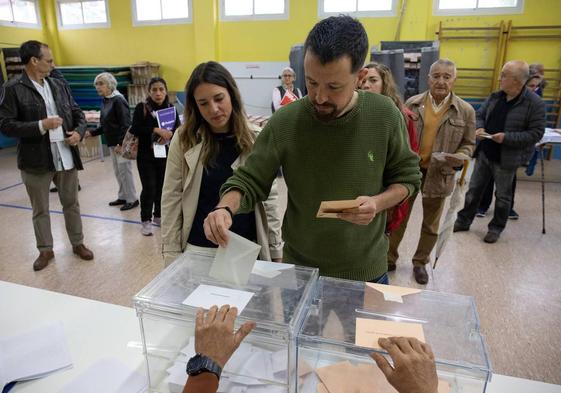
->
xmin=271 ymin=66 xmax=302 ymax=113
xmin=87 ymin=72 xmax=138 ymax=210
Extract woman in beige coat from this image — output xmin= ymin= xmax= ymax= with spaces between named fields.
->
xmin=161 ymin=61 xmax=282 ymax=266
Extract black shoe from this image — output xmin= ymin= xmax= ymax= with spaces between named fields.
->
xmin=50 ymin=187 xmax=57 ymax=193
xmin=413 ymin=266 xmax=429 ymax=285
xmin=484 ymin=231 xmax=500 ymax=243
xmin=120 ymin=200 xmax=139 ymax=211
xmin=453 ymin=221 xmax=470 ymax=232
xmin=508 ymin=209 xmax=519 ymax=220
xmin=109 ymin=199 xmax=126 ymax=206
xmin=78 ymin=184 xmax=82 ymax=191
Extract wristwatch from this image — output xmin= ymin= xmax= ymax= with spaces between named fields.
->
xmin=186 ymin=353 xmax=222 ymax=380
xmin=212 ymin=206 xmax=234 ymax=219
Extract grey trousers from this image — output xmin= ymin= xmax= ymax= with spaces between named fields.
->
xmin=21 ymin=169 xmax=84 ymax=252
xmin=109 ymin=147 xmax=137 ymax=203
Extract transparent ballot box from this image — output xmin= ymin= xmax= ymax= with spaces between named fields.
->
xmin=134 ymin=249 xmax=319 ymax=393
xmin=297 ymin=277 xmax=491 ymax=393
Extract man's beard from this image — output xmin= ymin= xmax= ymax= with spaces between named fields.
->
xmin=312 ymin=102 xmax=339 ymax=122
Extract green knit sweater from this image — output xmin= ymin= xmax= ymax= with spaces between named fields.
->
xmin=222 ymin=90 xmax=421 ymax=281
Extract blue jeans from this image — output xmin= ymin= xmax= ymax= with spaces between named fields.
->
xmin=457 ymin=152 xmax=516 ymax=234
xmin=369 ymin=272 xmax=389 ymax=285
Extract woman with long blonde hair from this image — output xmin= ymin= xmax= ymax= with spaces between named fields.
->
xmin=161 ymin=61 xmax=282 ymax=266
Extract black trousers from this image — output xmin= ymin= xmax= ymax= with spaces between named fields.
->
xmin=136 ymin=154 xmax=166 ymax=222
xmin=478 ymin=173 xmax=516 ymax=212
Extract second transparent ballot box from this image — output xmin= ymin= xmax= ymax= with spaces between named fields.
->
xmin=134 ymin=249 xmax=319 ymax=392
xmin=296 ymin=277 xmax=492 ymax=393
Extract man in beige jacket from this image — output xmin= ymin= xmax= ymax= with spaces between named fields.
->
xmin=388 ymin=59 xmax=475 ymax=284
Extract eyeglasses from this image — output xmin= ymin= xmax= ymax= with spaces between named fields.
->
xmin=282 ymin=74 xmax=293 ymax=78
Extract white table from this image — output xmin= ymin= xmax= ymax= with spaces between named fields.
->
xmin=1 ymin=281 xmax=560 ymax=393
xmin=0 ymin=281 xmax=145 ymax=392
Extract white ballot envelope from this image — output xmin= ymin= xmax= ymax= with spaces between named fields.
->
xmin=153 ymin=143 xmax=167 ymax=158
xmin=49 ymin=126 xmax=65 ymax=142
xmin=47 ymin=115 xmax=65 ymax=142
xmin=209 ymin=231 xmax=261 ymax=286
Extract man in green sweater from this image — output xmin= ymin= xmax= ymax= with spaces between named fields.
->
xmin=204 ymin=16 xmax=421 ymax=282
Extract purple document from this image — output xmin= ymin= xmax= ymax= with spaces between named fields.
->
xmin=155 ymin=107 xmax=177 ymax=131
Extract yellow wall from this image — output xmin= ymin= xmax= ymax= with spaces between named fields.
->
xmin=53 ymin=0 xmax=196 ymax=91
xmin=217 ymin=0 xmax=560 ymax=70
xmin=2 ymin=0 xmax=560 ymax=90
xmin=0 ymin=26 xmax=45 ymax=48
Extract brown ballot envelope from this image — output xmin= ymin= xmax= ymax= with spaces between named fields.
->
xmin=316 ymin=199 xmax=361 ymax=218
xmin=315 ymin=361 xmax=451 ymax=393
xmin=355 ymin=318 xmax=426 ymax=350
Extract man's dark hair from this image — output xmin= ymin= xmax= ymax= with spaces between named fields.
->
xmin=304 ymin=15 xmax=368 ymax=73
xmin=20 ymin=40 xmax=48 ymax=65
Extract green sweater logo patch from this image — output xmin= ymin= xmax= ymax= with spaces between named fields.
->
xmin=368 ymin=151 xmax=375 ymax=162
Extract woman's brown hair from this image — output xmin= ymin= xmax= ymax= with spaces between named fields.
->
xmin=364 ymin=62 xmax=403 ymax=110
xmin=180 ymin=61 xmax=254 ymax=166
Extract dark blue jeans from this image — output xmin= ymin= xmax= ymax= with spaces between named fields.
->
xmin=457 ymin=152 xmax=516 ymax=234
xmin=369 ymin=272 xmax=389 ymax=285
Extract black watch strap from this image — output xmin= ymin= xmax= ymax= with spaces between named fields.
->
xmin=212 ymin=206 xmax=233 ymax=219
xmin=186 ymin=353 xmax=222 ymax=380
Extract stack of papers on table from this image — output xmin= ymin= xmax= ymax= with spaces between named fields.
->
xmin=0 ymin=321 xmax=72 ymax=390
xmin=165 ymin=337 xmax=291 ymax=393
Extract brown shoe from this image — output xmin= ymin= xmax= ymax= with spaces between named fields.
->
xmin=413 ymin=266 xmax=429 ymax=285
xmin=33 ymin=251 xmax=54 ymax=271
xmin=73 ymin=244 xmax=94 ymax=260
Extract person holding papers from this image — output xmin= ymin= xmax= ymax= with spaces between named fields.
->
xmin=386 ymin=59 xmax=475 ymax=285
xmin=204 ymin=16 xmax=420 ymax=283
xmin=130 ymin=77 xmax=180 ymax=236
xmin=271 ymin=67 xmax=303 ymax=113
xmin=454 ymin=61 xmax=545 ymax=243
xmin=87 ymin=72 xmax=139 ymax=211
xmin=0 ymin=40 xmax=93 ymax=271
xmin=161 ymin=61 xmax=282 ymax=266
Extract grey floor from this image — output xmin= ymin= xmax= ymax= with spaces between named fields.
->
xmin=0 ymin=144 xmax=560 ymax=385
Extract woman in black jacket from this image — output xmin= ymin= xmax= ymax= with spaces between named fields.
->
xmin=88 ymin=72 xmax=138 ymax=211
xmin=130 ymin=77 xmax=180 ymax=236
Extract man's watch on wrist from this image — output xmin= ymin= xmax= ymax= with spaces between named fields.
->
xmin=186 ymin=353 xmax=222 ymax=380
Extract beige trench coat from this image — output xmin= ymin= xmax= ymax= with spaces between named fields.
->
xmin=161 ymin=128 xmax=283 ymax=266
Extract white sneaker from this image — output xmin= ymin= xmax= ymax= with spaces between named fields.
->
xmin=141 ymin=221 xmax=153 ymax=236
xmin=152 ymin=217 xmax=161 ymax=227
